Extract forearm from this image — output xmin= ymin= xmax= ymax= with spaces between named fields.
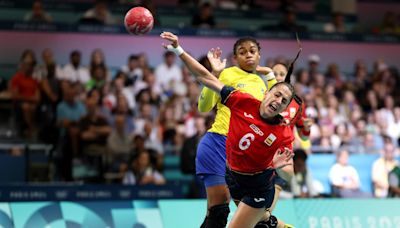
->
xmin=276 ymin=163 xmax=294 ymax=182
xmin=180 ymin=51 xmax=224 ymax=93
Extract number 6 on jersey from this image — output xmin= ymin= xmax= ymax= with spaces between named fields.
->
xmin=239 ymin=133 xmax=255 ymax=150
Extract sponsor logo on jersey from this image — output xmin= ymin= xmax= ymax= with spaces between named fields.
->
xmin=237 ymin=83 xmax=246 ymax=88
xmin=254 ymin=198 xmax=265 ymax=202
xmin=250 ymin=124 xmax=264 ymax=136
xmin=264 ymin=133 xmax=277 ymax=146
xmin=244 ymin=112 xmax=254 ymax=119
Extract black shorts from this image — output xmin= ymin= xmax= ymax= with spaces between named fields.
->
xmin=225 ymin=167 xmax=275 ymax=209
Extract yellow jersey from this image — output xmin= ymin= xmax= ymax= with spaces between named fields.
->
xmin=198 ymin=66 xmax=271 ymax=136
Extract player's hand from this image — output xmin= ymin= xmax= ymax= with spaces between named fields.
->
xmin=160 ymin=31 xmax=179 ymax=48
xmin=207 ymin=47 xmax=226 ymax=77
xmin=272 ymin=147 xmax=294 ymax=169
xmin=255 ymin=66 xmax=273 ymax=75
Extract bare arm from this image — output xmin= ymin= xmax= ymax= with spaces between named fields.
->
xmin=160 ymin=32 xmax=225 ymax=93
xmin=276 ymin=161 xmax=294 ymax=182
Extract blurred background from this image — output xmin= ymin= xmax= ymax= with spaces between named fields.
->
xmin=0 ymin=0 xmax=399 ymax=227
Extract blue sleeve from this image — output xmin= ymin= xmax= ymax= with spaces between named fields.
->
xmin=220 ymin=85 xmax=236 ymax=104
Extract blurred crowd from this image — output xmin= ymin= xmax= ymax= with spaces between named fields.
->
xmin=1 ymin=0 xmax=400 ymax=199
xmin=4 ymin=44 xmax=400 ymax=198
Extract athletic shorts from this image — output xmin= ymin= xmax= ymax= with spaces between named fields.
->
xmin=196 ymin=132 xmax=227 ymax=177
xmin=225 ymin=167 xmax=275 ymax=209
xmin=198 ymin=174 xmax=226 ymax=188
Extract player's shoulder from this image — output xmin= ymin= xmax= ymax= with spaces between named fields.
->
xmin=231 ymin=90 xmax=260 ymax=105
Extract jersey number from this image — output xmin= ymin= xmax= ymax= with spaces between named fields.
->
xmin=239 ymin=133 xmax=255 ymax=150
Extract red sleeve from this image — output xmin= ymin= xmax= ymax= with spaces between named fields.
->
xmin=224 ymin=90 xmax=256 ymax=113
xmin=296 ymin=103 xmax=310 ymax=137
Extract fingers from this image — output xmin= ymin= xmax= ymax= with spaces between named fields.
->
xmin=160 ymin=31 xmax=178 ymax=45
xmin=208 ymin=47 xmax=222 ymax=59
xmin=283 ymin=147 xmax=294 ymax=161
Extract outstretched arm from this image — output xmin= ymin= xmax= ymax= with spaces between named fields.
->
xmin=198 ymin=47 xmax=227 ymax=112
xmin=160 ymin=32 xmax=224 ymax=93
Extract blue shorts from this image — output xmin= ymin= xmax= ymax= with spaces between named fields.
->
xmin=196 ymin=132 xmax=227 ymax=182
xmin=225 ymin=167 xmax=275 ymax=209
xmin=198 ymin=174 xmax=226 ymax=188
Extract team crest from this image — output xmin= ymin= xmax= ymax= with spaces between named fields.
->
xmin=264 ymin=133 xmax=276 ymax=146
xmin=290 ymin=107 xmax=296 ymax=118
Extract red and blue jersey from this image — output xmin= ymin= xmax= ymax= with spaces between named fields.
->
xmin=222 ymin=88 xmax=295 ymax=173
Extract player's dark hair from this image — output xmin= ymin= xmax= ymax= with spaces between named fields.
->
xmin=269 ymin=81 xmax=295 ymax=102
xmin=233 ymin=37 xmax=260 ymax=55
xmin=285 ymin=33 xmax=302 ymax=84
xmin=129 ymin=54 xmax=139 ymax=61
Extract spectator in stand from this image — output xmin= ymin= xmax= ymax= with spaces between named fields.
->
xmin=37 ymin=56 xmax=62 ymax=143
xmin=121 ymin=54 xmax=143 ymax=87
xmin=123 ymin=150 xmax=166 ymax=185
xmin=24 ymin=0 xmax=52 ymax=23
xmin=85 ymin=65 xmax=107 ymax=91
xmin=104 ymin=72 xmax=135 ymax=111
xmin=79 ymin=97 xmax=112 ymax=181
xmin=386 ymin=107 xmax=400 ymax=144
xmin=56 ymin=82 xmax=86 ymax=180
xmin=61 ymin=50 xmax=90 ymax=86
xmin=308 ymin=54 xmax=321 ymax=82
xmin=372 ymin=139 xmax=399 ymax=198
xmin=107 ymin=114 xmax=133 ymax=179
xmin=329 ymin=149 xmax=369 ymax=197
xmin=36 ymin=48 xmax=63 ymax=81
xmin=10 ymin=50 xmax=40 ymax=139
xmin=289 ymin=148 xmax=318 ymax=198
xmin=388 ymin=163 xmax=400 ymax=198
xmin=80 ymin=0 xmax=116 ymax=25
xmin=154 ymin=51 xmax=182 ymax=94
xmin=191 ymin=2 xmax=216 ymax=29
xmin=89 ymin=49 xmax=111 ymax=81
xmin=378 ymin=11 xmax=399 ymax=35
xmin=275 ymin=9 xmax=308 ymax=32
xmin=324 ymin=12 xmax=347 ymax=33
xmin=325 ymin=63 xmax=345 ymax=91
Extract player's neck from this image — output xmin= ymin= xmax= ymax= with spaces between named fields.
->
xmin=238 ymin=66 xmax=255 ymax=74
xmin=259 ymin=111 xmax=283 ymax=125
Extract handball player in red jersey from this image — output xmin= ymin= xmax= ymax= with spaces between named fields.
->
xmin=160 ymin=31 xmax=295 ymax=228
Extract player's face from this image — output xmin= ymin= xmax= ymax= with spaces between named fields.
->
xmin=234 ymin=41 xmax=260 ymax=72
xmin=260 ymin=84 xmax=292 ymax=118
xmin=273 ymin=64 xmax=288 ymax=82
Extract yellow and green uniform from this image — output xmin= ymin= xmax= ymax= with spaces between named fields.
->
xmin=198 ymin=66 xmax=272 ymax=135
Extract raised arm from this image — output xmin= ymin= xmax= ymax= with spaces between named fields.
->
xmin=160 ymin=32 xmax=225 ymax=93
xmin=198 ymin=47 xmax=227 ymax=112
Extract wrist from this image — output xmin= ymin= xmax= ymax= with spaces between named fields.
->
xmin=265 ymin=71 xmax=275 ymax=81
xmin=167 ymin=44 xmax=184 ymax=56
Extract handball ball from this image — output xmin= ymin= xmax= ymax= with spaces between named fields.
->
xmin=124 ymin=7 xmax=154 ymax=35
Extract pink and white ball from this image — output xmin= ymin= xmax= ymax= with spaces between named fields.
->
xmin=124 ymin=7 xmax=154 ymax=35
